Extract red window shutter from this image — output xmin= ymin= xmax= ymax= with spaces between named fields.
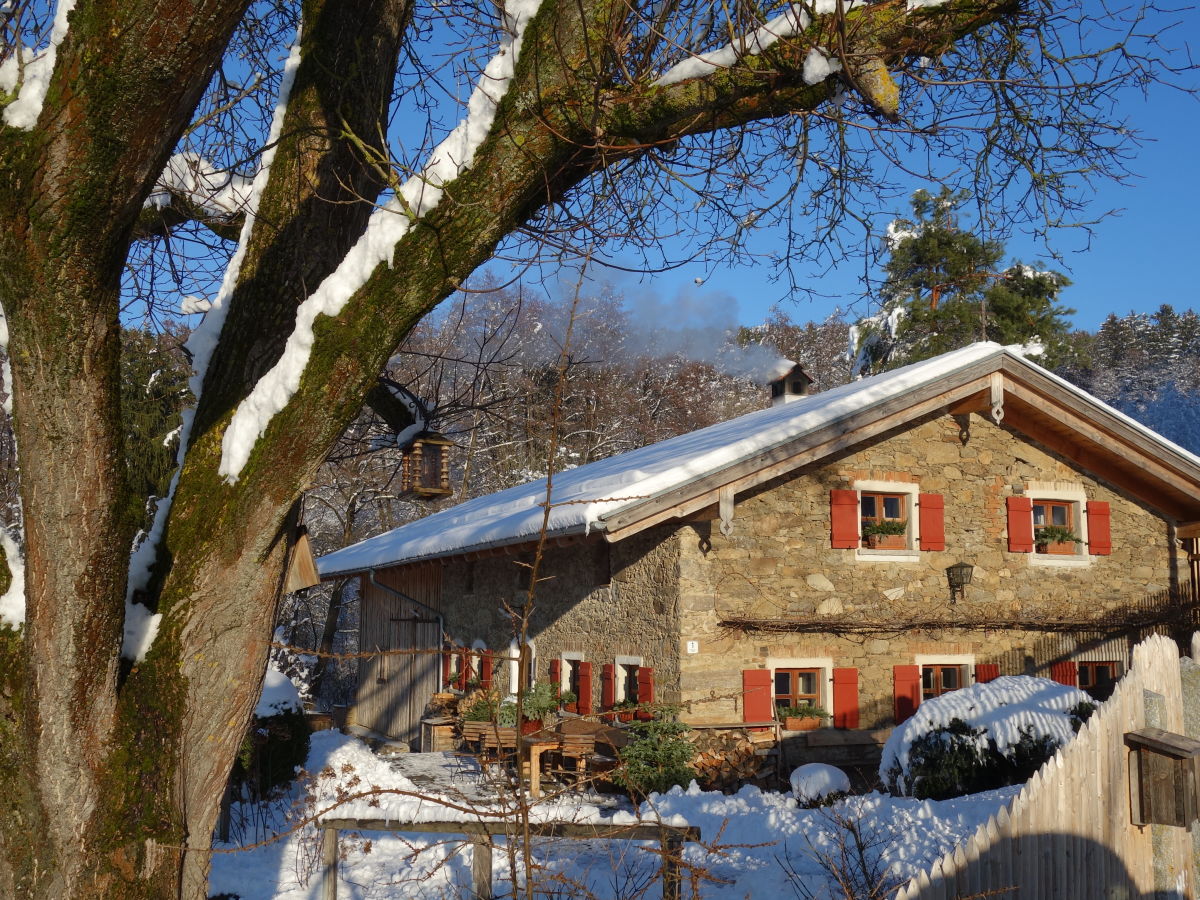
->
xmin=742 ymin=669 xmax=773 ymax=732
xmin=635 ymin=667 xmax=655 ymax=719
xmin=577 ymin=662 xmax=594 ymax=715
xmin=480 ymin=652 xmax=494 ymax=690
xmin=1087 ymin=501 xmax=1112 ymax=555
xmin=456 ymin=648 xmax=469 ymax=690
xmin=832 ymin=668 xmax=859 ymax=730
xmin=1007 ymin=496 xmax=1034 ymax=552
xmin=442 ymin=646 xmax=451 ymax=689
xmin=918 ymin=493 xmax=946 ymax=551
xmin=600 ymin=663 xmax=615 ymax=710
xmin=830 ymin=489 xmax=860 ymax=549
xmin=549 ymin=658 xmax=561 ymax=693
xmin=894 ymin=665 xmax=922 ymax=724
xmin=975 ymin=664 xmax=1000 ymax=684
xmin=1050 ymin=661 xmax=1078 ymax=686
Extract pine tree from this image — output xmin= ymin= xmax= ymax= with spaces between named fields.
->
xmin=852 ymin=189 xmax=1075 ymax=373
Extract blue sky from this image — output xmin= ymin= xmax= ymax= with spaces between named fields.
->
xmin=581 ymin=15 xmax=1200 ymax=335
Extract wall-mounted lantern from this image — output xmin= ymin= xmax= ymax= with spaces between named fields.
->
xmin=945 ymin=561 xmax=974 ymax=604
xmin=399 ymin=432 xmax=454 ymax=499
xmin=1126 ymin=727 xmax=1200 ymax=829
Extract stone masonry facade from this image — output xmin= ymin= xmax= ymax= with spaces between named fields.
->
xmin=438 ymin=525 xmax=681 ymax=707
xmin=432 ymin=409 xmax=1181 ymax=734
xmin=677 ymin=410 xmax=1180 ymax=728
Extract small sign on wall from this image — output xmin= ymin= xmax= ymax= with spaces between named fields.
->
xmin=686 ymin=640 xmax=699 ymax=655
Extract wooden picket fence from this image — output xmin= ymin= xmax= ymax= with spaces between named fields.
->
xmin=893 ymin=633 xmax=1195 ymax=899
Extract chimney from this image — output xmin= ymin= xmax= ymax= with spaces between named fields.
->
xmin=769 ymin=363 xmax=813 ymax=406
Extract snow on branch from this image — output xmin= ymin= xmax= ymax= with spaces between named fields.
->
xmin=653 ymin=0 xmax=874 ymax=88
xmin=0 ymin=0 xmax=76 ymax=130
xmin=146 ymin=153 xmax=256 ymax=221
xmin=119 ymin=27 xmax=306 ymax=662
xmin=217 ymin=0 xmax=544 ymax=482
xmin=655 ymin=5 xmax=814 ymax=86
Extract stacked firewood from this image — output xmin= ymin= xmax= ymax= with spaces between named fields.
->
xmin=690 ymin=728 xmax=778 ymax=792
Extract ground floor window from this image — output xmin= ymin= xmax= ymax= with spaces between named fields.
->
xmin=615 ymin=655 xmax=644 ymax=702
xmin=1078 ymin=660 xmax=1120 ymax=700
xmin=921 ymin=664 xmax=965 ymax=700
xmin=774 ymin=667 xmax=822 ymax=710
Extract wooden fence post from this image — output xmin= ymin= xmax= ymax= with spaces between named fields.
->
xmin=662 ymin=834 xmax=682 ymax=900
xmin=471 ymin=835 xmax=493 ymax=899
xmin=321 ymin=826 xmax=338 ymax=900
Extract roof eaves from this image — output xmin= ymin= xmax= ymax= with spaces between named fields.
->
xmin=317 ymin=519 xmax=593 ymax=580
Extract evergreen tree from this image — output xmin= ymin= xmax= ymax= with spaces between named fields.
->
xmin=119 ymin=326 xmax=191 ymax=533
xmin=852 ymin=189 xmax=1075 ymax=373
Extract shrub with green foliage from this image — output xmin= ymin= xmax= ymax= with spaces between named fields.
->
xmin=229 ymin=708 xmax=310 ymax=800
xmin=613 ymin=706 xmax=695 ymax=800
xmin=888 ymin=713 xmax=1089 ymax=800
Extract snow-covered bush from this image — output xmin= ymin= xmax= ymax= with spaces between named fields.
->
xmin=881 ymin=676 xmax=1094 ymax=799
xmin=790 ymin=763 xmax=851 ymax=807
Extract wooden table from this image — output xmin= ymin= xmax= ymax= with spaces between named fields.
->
xmin=522 ymin=731 xmax=563 ymax=798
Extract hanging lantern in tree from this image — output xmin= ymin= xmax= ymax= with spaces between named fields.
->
xmin=399 ymin=432 xmax=454 ymax=499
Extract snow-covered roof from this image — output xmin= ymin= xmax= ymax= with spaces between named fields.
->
xmin=318 ymin=342 xmax=1200 ymax=577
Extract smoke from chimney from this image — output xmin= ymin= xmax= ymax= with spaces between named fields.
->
xmin=621 ymin=287 xmax=794 ymax=383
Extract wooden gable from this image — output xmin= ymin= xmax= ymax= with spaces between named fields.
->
xmin=599 ymin=355 xmax=1200 ymax=542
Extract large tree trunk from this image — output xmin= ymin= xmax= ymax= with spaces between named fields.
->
xmin=0 ymin=0 xmax=1014 ymax=895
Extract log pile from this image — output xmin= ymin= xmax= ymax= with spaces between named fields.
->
xmin=690 ymin=727 xmax=779 ymax=792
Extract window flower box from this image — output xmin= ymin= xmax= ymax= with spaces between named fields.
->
xmin=784 ymin=715 xmax=824 ymax=731
xmin=1034 ymin=525 xmax=1081 ymax=555
xmin=862 ymin=519 xmax=908 ymax=550
xmin=778 ymin=703 xmax=829 ymax=732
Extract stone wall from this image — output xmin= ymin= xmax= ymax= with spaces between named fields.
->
xmin=438 ymin=525 xmax=681 ymax=707
xmin=677 ymin=410 xmax=1182 ymax=728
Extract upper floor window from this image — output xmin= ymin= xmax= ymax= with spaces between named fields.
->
xmin=1032 ymin=500 xmax=1080 ymax=555
xmin=832 ymin=481 xmax=948 ymax=556
xmin=860 ymin=491 xmax=909 ymax=550
xmin=1007 ymin=484 xmax=1109 ymax=564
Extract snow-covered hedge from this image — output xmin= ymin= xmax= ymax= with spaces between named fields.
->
xmin=881 ymin=676 xmax=1094 ymax=799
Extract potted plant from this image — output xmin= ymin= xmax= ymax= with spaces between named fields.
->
xmin=609 ymin=699 xmax=639 ymax=723
xmin=861 ymin=519 xmax=907 ymax=549
xmin=1034 ymin=524 xmax=1081 ymax=555
xmin=778 ymin=702 xmax=830 ymax=731
xmin=517 ymin=681 xmax=562 ymax=733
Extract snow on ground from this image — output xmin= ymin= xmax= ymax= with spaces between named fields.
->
xmin=209 ymin=730 xmax=1018 ymax=899
xmin=880 ymin=676 xmax=1092 ymax=791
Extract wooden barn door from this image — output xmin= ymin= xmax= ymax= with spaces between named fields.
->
xmin=382 ymin=615 xmax=441 ymax=744
xmin=352 ymin=563 xmax=443 ymax=744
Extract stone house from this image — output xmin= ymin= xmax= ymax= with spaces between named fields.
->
xmin=318 ymin=343 xmax=1200 ymax=750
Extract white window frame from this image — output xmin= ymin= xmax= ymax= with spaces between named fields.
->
xmin=1024 ymin=483 xmax=1090 ymax=568
xmin=853 ymin=480 xmax=921 ymax=561
xmin=914 ymin=653 xmax=975 ymax=704
xmin=765 ymin=656 xmax=834 ymax=710
xmin=559 ymin=651 xmax=585 ymax=694
xmin=468 ymin=639 xmax=487 ymax=681
xmin=507 ymin=639 xmax=535 ymax=697
xmin=614 ymin=655 xmax=644 ymax=702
